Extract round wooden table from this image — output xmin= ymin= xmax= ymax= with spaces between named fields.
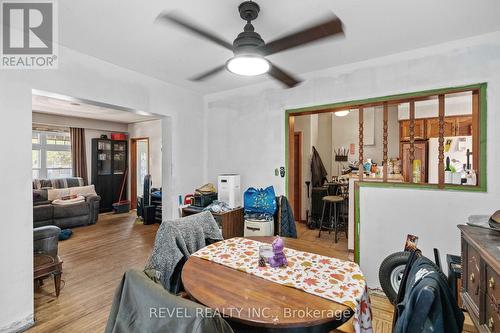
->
xmin=182 ymin=236 xmax=353 ymax=332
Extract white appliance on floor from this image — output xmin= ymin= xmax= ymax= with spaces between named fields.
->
xmin=217 ymin=174 xmax=241 ymax=208
xmin=244 ymin=218 xmax=275 ymax=237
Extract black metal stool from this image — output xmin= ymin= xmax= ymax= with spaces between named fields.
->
xmin=318 ymin=195 xmax=344 ymax=243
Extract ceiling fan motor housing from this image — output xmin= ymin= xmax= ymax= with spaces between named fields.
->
xmin=233 ymin=24 xmax=265 ymax=55
xmin=233 ymin=1 xmax=265 ymax=55
xmin=238 ymin=1 xmax=260 ymax=21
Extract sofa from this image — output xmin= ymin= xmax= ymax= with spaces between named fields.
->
xmin=33 ymin=177 xmax=101 ymax=229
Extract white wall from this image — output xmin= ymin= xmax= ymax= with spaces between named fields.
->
xmin=205 ymin=31 xmax=500 ymax=289
xmin=317 ymin=113 xmax=333 ymax=178
xmin=398 ymin=92 xmax=472 ymax=119
xmin=128 ymin=120 xmax=163 ymax=190
xmin=331 ymin=106 xmax=400 ymax=173
xmin=0 ymin=45 xmax=204 ymax=331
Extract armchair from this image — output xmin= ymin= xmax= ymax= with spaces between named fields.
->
xmin=34 ymin=225 xmax=60 ymax=257
xmin=33 ymin=225 xmax=63 ymax=296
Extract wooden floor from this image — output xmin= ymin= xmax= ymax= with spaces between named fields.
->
xmin=295 ymin=221 xmax=350 ymax=260
xmin=30 ymin=213 xmax=475 ymax=333
xmin=31 ymin=212 xmax=159 ymax=333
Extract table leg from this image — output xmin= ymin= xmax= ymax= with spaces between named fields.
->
xmin=54 ymin=272 xmax=62 ymax=297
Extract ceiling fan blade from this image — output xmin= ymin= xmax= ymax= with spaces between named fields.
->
xmin=190 ymin=65 xmax=226 ymax=81
xmin=156 ymin=12 xmax=233 ymax=51
xmin=260 ymin=14 xmax=344 ymax=56
xmin=268 ymin=63 xmax=301 ymax=88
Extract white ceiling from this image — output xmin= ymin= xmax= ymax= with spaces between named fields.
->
xmin=58 ymin=0 xmax=500 ymax=94
xmin=32 ymin=94 xmax=161 ymax=124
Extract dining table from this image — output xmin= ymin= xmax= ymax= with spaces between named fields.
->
xmin=182 ymin=236 xmax=358 ymax=332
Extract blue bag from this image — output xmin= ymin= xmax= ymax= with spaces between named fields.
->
xmin=243 ymin=186 xmax=277 ymax=215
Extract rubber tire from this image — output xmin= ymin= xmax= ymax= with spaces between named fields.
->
xmin=379 ymin=251 xmax=411 ymax=304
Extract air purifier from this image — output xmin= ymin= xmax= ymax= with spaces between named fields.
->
xmin=217 ymin=174 xmax=241 ymax=209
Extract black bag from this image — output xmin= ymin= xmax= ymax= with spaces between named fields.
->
xmin=307 ymin=187 xmax=329 ymax=229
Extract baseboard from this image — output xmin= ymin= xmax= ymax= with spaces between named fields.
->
xmin=0 ymin=314 xmax=34 ymax=333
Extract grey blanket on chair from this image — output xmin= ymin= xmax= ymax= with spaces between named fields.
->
xmin=105 ymin=269 xmax=233 ymax=333
xmin=144 ymin=211 xmax=223 ymax=292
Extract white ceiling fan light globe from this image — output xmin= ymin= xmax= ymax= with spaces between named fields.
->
xmin=226 ymin=55 xmax=270 ymax=76
xmin=334 ymin=110 xmax=350 ymax=117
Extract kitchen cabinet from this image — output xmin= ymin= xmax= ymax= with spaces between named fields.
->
xmin=401 ymin=141 xmax=428 ymax=183
xmin=400 ymin=119 xmax=426 ymax=141
xmin=456 ymin=116 xmax=473 ymax=136
xmin=400 ymin=116 xmax=473 ymax=141
xmin=426 ymin=118 xmax=455 ymax=138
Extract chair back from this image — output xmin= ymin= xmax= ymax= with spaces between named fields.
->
xmin=33 ymin=225 xmax=61 ymax=257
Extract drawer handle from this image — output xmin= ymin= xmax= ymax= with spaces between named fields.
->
xmin=489 ymin=277 xmax=496 ymax=289
xmin=488 ymin=317 xmax=494 ymax=331
xmin=470 ymin=273 xmax=475 ymax=283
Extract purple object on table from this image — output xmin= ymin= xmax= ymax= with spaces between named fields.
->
xmin=268 ymin=236 xmax=288 ymax=268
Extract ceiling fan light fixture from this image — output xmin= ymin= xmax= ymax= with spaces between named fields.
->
xmin=334 ymin=110 xmax=350 ymax=117
xmin=226 ymin=55 xmax=270 ymax=76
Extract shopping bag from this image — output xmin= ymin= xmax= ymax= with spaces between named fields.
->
xmin=243 ymin=186 xmax=277 ymax=215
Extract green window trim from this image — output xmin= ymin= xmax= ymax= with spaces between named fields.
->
xmin=284 ymin=83 xmax=488 ymax=263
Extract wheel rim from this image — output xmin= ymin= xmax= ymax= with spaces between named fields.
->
xmin=390 ymin=265 xmax=405 ymax=293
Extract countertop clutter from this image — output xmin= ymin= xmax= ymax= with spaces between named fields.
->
xmin=349 ymin=172 xmax=404 ymax=182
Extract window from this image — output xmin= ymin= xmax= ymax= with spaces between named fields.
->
xmin=32 ymin=129 xmax=72 ymax=179
xmin=287 ymin=83 xmax=486 ymax=191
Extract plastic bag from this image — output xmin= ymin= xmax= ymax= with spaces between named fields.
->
xmin=243 ymin=186 xmax=277 ymax=215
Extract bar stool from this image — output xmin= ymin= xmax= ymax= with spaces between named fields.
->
xmin=318 ymin=195 xmax=344 ymax=243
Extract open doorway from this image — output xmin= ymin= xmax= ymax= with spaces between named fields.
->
xmin=130 ymin=138 xmax=149 ymax=209
xmin=31 ymin=90 xmax=167 ymax=309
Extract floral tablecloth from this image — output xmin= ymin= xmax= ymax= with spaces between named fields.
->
xmin=192 ymin=237 xmax=373 ymax=333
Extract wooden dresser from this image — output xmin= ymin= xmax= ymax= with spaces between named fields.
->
xmin=459 ymin=225 xmax=500 ymax=333
xmin=182 ymin=206 xmax=244 ymax=239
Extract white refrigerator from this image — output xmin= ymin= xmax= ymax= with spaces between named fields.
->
xmin=428 ymin=136 xmax=472 ymax=183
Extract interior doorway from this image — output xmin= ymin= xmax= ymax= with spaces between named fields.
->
xmin=130 ymin=138 xmax=149 ymax=209
xmin=293 ymin=132 xmax=302 ymax=222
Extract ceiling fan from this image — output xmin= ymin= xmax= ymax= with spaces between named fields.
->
xmin=156 ymin=1 xmax=344 ymax=88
